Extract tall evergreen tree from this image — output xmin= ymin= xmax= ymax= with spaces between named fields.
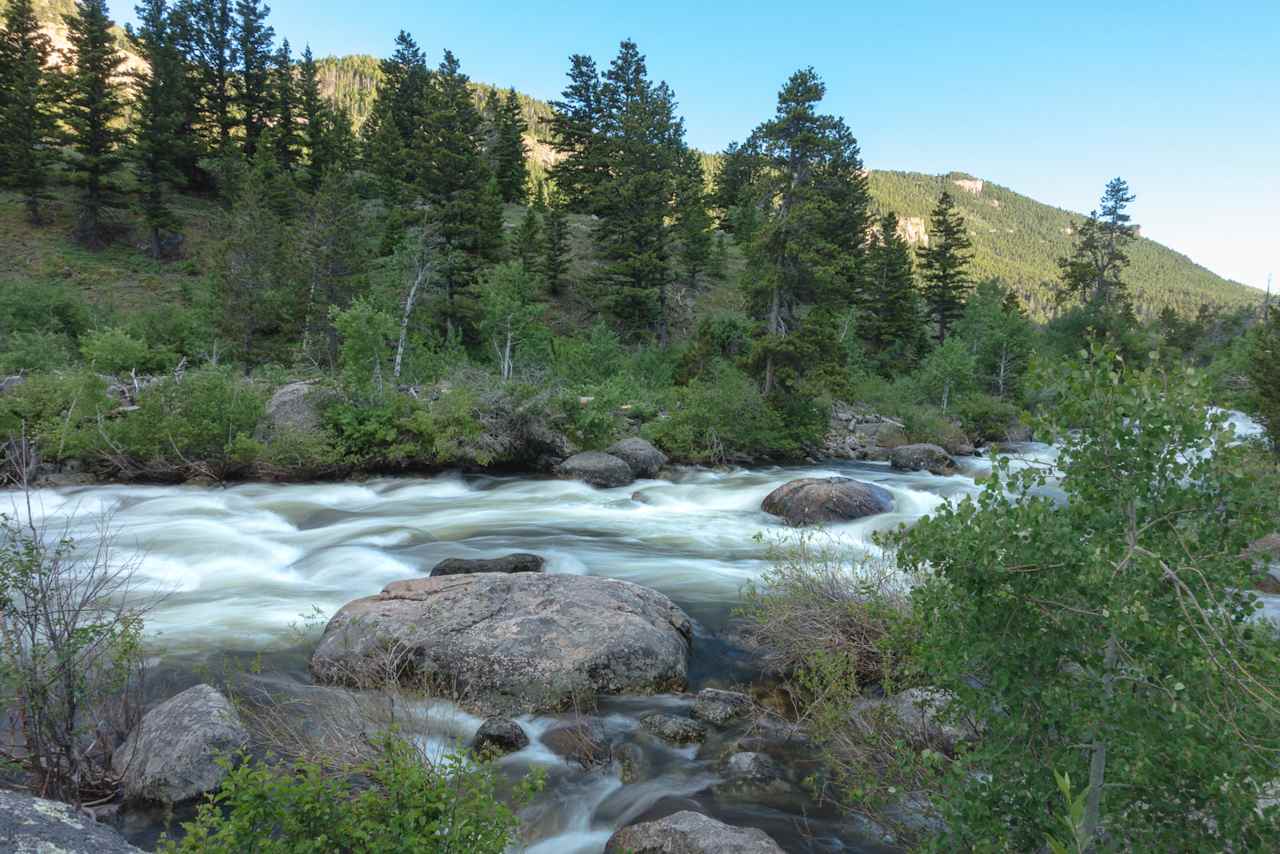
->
xmin=233 ymin=0 xmax=273 ymax=157
xmin=217 ymin=177 xmax=287 ymax=367
xmin=297 ymin=172 xmax=368 ymax=369
xmin=129 ymin=0 xmax=187 ymax=258
xmin=0 ymin=0 xmax=55 ymax=224
xmin=62 ymin=0 xmax=128 ymax=248
xmin=412 ymin=49 xmax=502 ymax=337
xmin=176 ymin=0 xmax=236 ymax=150
xmin=548 ymin=53 xmax=608 ymax=213
xmin=543 ymin=198 xmax=570 ymax=297
xmin=917 ymin=190 xmax=974 ymax=342
xmin=490 ymin=87 xmax=528 ymax=203
xmin=513 ymin=206 xmax=542 ymax=277
xmin=297 ymin=43 xmax=328 ymax=183
xmin=861 ymin=212 xmax=924 ymax=363
xmin=710 ymin=138 xmax=762 ymax=234
xmin=744 ymin=67 xmax=871 ymax=393
xmin=361 ymin=31 xmax=427 ymax=197
xmin=272 ymin=38 xmax=299 ymax=169
xmin=1057 ymin=177 xmax=1137 ymax=312
xmin=673 ymin=150 xmax=713 ymax=292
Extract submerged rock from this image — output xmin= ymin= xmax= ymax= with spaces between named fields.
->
xmin=556 ymin=451 xmax=635 ymax=488
xmin=112 ymin=683 xmax=249 ymax=804
xmin=310 ymin=573 xmax=692 ymax=715
xmin=604 ymin=810 xmax=785 ymax=854
xmin=607 ymin=437 xmax=669 ymax=478
xmin=429 ymin=553 xmax=545 ymax=577
xmin=0 ymin=790 xmax=143 ymax=853
xmin=889 ymin=443 xmax=958 ymax=476
xmin=691 ymin=688 xmax=753 ymax=726
xmin=761 ymin=477 xmax=893 ymax=526
xmin=542 ymin=718 xmax=612 ymax=767
xmin=472 ymin=717 xmax=529 ymax=756
xmin=639 ymin=712 xmax=706 ymax=744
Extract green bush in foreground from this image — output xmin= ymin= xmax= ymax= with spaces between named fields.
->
xmin=161 ymin=736 xmax=532 ymax=854
xmin=897 ymin=348 xmax=1280 ymax=850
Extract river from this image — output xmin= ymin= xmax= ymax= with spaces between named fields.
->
xmin=9 ymin=419 xmax=1265 ymax=851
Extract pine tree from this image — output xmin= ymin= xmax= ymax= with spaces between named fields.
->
xmin=710 ymin=139 xmax=761 ymax=234
xmin=745 ymin=67 xmax=871 ymax=393
xmin=543 ymin=199 xmax=570 ymax=297
xmin=297 ymin=171 xmax=368 ymax=369
xmin=917 ymin=190 xmax=974 ymax=342
xmin=491 ymin=87 xmax=528 ymax=203
xmin=129 ymin=0 xmax=187 ymax=258
xmin=513 ymin=206 xmax=542 ymax=277
xmin=674 ymin=150 xmax=713 ymax=291
xmin=218 ymin=177 xmax=286 ymax=368
xmin=361 ymin=31 xmax=427 ymax=198
xmin=413 ymin=49 xmax=502 ymax=338
xmin=549 ymin=53 xmax=608 ymax=213
xmin=272 ymin=38 xmax=298 ymax=169
xmin=62 ymin=0 xmax=128 ymax=248
xmin=0 ymin=0 xmax=55 ymax=224
xmin=1057 ymin=177 xmax=1137 ymax=311
xmin=861 ymin=212 xmax=924 ymax=364
xmin=234 ymin=0 xmax=273 ymax=157
xmin=176 ymin=0 xmax=236 ymax=150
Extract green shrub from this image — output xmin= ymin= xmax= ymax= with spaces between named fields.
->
xmin=324 ymin=394 xmax=417 ymax=466
xmin=0 ymin=370 xmax=111 ymax=461
xmin=953 ymin=392 xmax=1020 ymax=442
xmin=0 ymin=280 xmax=91 ymax=340
xmin=160 ymin=736 xmax=531 ymax=854
xmin=402 ymin=385 xmax=487 ymax=465
xmin=80 ymin=327 xmax=174 ymax=375
xmin=898 ymin=405 xmax=969 ymax=452
xmin=109 ymin=367 xmax=265 ymax=471
xmin=0 ymin=330 xmax=75 ymax=374
xmin=647 ymin=360 xmax=792 ymax=462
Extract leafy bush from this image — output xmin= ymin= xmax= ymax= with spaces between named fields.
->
xmin=897 ymin=349 xmax=1280 ymax=849
xmin=647 ymin=360 xmax=792 ymax=463
xmin=80 ymin=327 xmax=174 ymax=375
xmin=0 ymin=330 xmax=75 ymax=374
xmin=0 ymin=280 xmax=90 ymax=340
xmin=324 ymin=394 xmax=417 ymax=466
xmin=108 ymin=367 xmax=265 ymax=474
xmin=953 ymin=392 xmax=1021 ymax=442
xmin=0 ymin=370 xmax=111 ymax=462
xmin=161 ymin=736 xmax=530 ymax=854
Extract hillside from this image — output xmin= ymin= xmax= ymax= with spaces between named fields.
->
xmin=313 ymin=58 xmax=1257 ymax=320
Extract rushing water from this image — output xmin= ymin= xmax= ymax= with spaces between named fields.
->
xmin=6 ymin=420 xmax=1264 ymax=852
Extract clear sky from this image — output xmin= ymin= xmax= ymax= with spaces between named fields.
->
xmin=110 ymin=0 xmax=1280 ymax=291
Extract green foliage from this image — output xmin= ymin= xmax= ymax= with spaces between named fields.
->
xmin=0 ymin=0 xmax=56 ymax=223
xmin=896 ymin=348 xmax=1280 ymax=849
xmin=79 ymin=326 xmax=172 ymax=374
xmin=1248 ymin=310 xmax=1280 ymax=452
xmin=0 ymin=369 xmax=110 ymax=460
xmin=914 ymin=337 xmax=977 ymax=413
xmin=648 ymin=360 xmax=793 ymax=462
xmin=0 ymin=331 xmax=74 ymax=374
xmin=108 ymin=366 xmax=265 ymax=469
xmin=917 ymin=190 xmax=973 ymax=342
xmin=402 ymin=385 xmax=486 ymax=465
xmin=160 ymin=735 xmax=530 ymax=853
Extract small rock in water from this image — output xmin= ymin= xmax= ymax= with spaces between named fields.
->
xmin=604 ymin=810 xmax=785 ymax=853
xmin=555 ymin=451 xmax=635 ymax=488
xmin=472 ymin=717 xmax=529 ymax=755
xmin=429 ymin=553 xmax=545 ymax=577
xmin=639 ymin=712 xmax=706 ymax=744
xmin=889 ymin=443 xmax=958 ymax=476
xmin=542 ymin=718 xmax=612 ymax=767
xmin=761 ymin=476 xmax=893 ymax=526
xmin=606 ymin=437 xmax=669 ymax=478
xmin=112 ymin=683 xmax=249 ymax=804
xmin=691 ymin=688 xmax=752 ymax=726
xmin=721 ymin=751 xmax=785 ymax=783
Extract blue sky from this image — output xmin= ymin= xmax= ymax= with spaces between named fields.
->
xmin=110 ymin=1 xmax=1279 ymax=291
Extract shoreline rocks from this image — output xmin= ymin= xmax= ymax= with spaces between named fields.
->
xmin=112 ymin=683 xmax=249 ymax=805
xmin=639 ymin=712 xmax=706 ymax=744
xmin=761 ymin=477 xmax=894 ymax=526
xmin=0 ymin=790 xmax=143 ymax=853
xmin=607 ymin=437 xmax=669 ymax=478
xmin=310 ymin=573 xmax=693 ymax=715
xmin=472 ymin=717 xmax=529 ymax=755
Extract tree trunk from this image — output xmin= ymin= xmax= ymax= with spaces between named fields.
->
xmin=1083 ymin=632 xmax=1117 ymax=848
xmin=394 ymin=266 xmax=426 ymax=381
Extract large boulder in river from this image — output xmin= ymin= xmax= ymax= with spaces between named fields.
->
xmin=112 ymin=683 xmax=249 ymax=804
xmin=607 ymin=437 xmax=668 ymax=478
xmin=556 ymin=451 xmax=635 ymax=488
xmin=890 ymin=443 xmax=958 ymax=476
xmin=761 ymin=477 xmax=893 ymax=526
xmin=429 ymin=553 xmax=545 ymax=577
xmin=0 ymin=790 xmax=143 ymax=853
xmin=310 ymin=573 xmax=692 ymax=715
xmin=604 ymin=811 xmax=785 ymax=854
